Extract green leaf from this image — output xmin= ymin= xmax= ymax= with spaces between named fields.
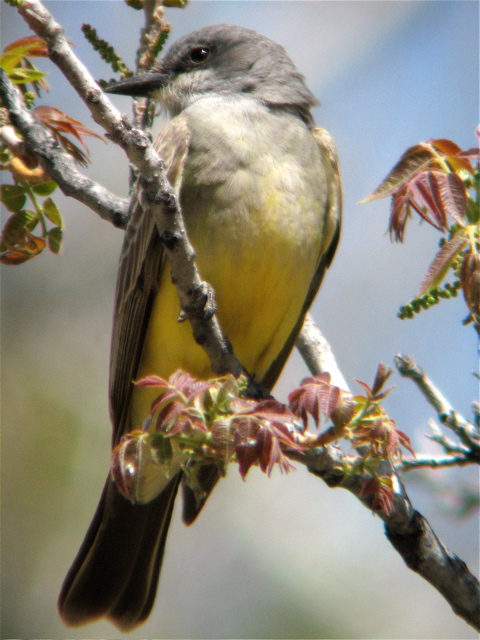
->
xmin=1 ymin=209 xmax=38 ymax=246
xmin=42 ymin=197 xmax=63 ymax=227
xmin=31 ymin=180 xmax=57 ymax=196
xmin=8 ymin=68 xmax=46 ymax=85
xmin=47 ymin=226 xmax=63 ymax=254
xmin=24 ymin=209 xmax=40 ymax=232
xmin=0 ymin=184 xmax=26 ymax=212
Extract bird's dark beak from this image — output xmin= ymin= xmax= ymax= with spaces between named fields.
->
xmin=105 ymin=72 xmax=168 ymax=97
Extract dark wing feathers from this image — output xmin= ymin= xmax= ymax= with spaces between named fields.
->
xmin=108 ymin=116 xmax=190 ymax=443
xmin=58 ymin=118 xmax=191 ymax=631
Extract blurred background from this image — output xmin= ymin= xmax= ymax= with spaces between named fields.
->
xmin=1 ymin=1 xmax=478 ymax=638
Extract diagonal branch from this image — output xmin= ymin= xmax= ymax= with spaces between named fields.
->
xmin=291 ymin=319 xmax=479 ymax=631
xmin=287 ymin=444 xmax=480 ymax=631
xmin=296 ymin=313 xmax=350 ymax=390
xmin=0 ymin=69 xmax=129 ymax=228
xmin=13 ymin=0 xmax=244 ymax=380
xmin=395 ymin=354 xmax=480 ymax=468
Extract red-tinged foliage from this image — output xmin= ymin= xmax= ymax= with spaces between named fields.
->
xmin=33 ymin=105 xmax=104 ymax=166
xmin=232 ymin=414 xmax=296 ymax=479
xmin=419 ymin=233 xmax=469 ymax=296
xmin=360 ymin=476 xmax=395 ymax=515
xmin=288 ymin=372 xmax=342 ymax=428
xmin=2 ymin=35 xmax=49 ymax=59
xmin=352 ymin=417 xmax=415 ymax=460
xmin=390 ymin=171 xmax=467 ymax=241
xmin=229 ymin=399 xmax=301 ymax=479
xmin=354 ymin=371 xmax=393 ymax=402
xmin=134 ymin=371 xmax=212 ymax=430
xmin=0 ymin=212 xmax=46 ymax=265
xmin=460 ymin=249 xmax=480 ymax=328
xmin=119 ymin=365 xmax=416 ymax=505
xmin=130 ymin=373 xmax=301 ymax=483
xmin=364 ymin=143 xmax=434 ymax=200
xmin=371 ymin=362 xmax=394 ymax=397
xmin=1 ymin=36 xmax=49 ymax=95
xmin=364 ymin=137 xmax=476 ymax=242
xmin=458 ymin=147 xmax=480 ymax=162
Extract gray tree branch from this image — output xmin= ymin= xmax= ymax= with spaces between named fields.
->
xmin=0 ymin=69 xmax=129 ymax=228
xmin=12 ymin=0 xmax=244 ymax=379
xmin=287 ymin=444 xmax=480 ymax=631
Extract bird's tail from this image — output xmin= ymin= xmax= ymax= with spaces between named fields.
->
xmin=58 ymin=474 xmax=180 ymax=632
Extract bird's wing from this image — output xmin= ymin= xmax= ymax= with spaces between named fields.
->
xmin=261 ymin=126 xmax=342 ymax=390
xmin=108 ymin=115 xmax=190 ymax=445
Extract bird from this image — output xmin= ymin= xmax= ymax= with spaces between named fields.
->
xmin=58 ymin=23 xmax=341 ymax=631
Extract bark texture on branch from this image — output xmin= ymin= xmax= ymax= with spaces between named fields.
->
xmin=0 ymin=69 xmax=129 ymax=228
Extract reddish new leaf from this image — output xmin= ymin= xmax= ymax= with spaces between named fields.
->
xmin=361 ymin=476 xmax=394 ymax=515
xmin=460 ymin=250 xmax=480 ymax=326
xmin=371 ymin=363 xmax=393 ymax=397
xmin=408 ymin=171 xmax=449 ymax=231
xmin=389 ymin=183 xmax=411 ymax=242
xmin=236 ymin=442 xmax=260 ymax=480
xmin=364 ymin=143 xmax=434 ymax=201
xmin=431 ymin=138 xmax=463 ymax=157
xmin=457 ymin=147 xmax=480 ymax=163
xmin=288 ymin=373 xmax=341 ymax=428
xmin=418 ymin=232 xmax=468 ymax=295
xmin=330 ymin=396 xmax=356 ymax=430
xmin=2 ymin=35 xmax=48 ymax=58
xmin=438 ymin=172 xmax=467 ymax=225
xmin=33 ymin=106 xmax=104 ymax=165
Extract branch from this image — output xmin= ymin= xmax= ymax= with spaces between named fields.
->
xmin=14 ymin=0 xmax=244 ymax=381
xmin=287 ymin=329 xmax=479 ymax=630
xmin=0 ymin=69 xmax=129 ymax=228
xmin=395 ymin=354 xmax=480 ymax=466
xmin=399 ymin=452 xmax=477 ymax=471
xmin=287 ymin=445 xmax=480 ymax=631
xmin=296 ymin=313 xmax=350 ymax=390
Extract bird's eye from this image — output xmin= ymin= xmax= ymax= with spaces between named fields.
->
xmin=189 ymin=46 xmax=210 ymax=64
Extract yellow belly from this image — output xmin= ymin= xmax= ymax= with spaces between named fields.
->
xmin=130 ymin=115 xmax=326 ymax=431
xmin=130 ymin=204 xmax=322 ymax=430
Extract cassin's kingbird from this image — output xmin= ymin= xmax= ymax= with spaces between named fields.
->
xmin=58 ymin=24 xmax=341 ymax=631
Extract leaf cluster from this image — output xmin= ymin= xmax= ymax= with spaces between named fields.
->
xmin=0 ymin=35 xmax=49 ymax=100
xmin=364 ymin=133 xmax=479 ymax=329
xmin=111 ymin=372 xmax=301 ymax=505
xmin=290 ymin=365 xmax=414 ymax=513
xmin=0 ymin=180 xmax=62 ymax=263
xmin=111 ymin=365 xmax=414 ymax=515
xmin=0 ymin=36 xmax=104 ymax=263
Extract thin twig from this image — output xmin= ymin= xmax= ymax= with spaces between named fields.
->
xmin=399 ymin=453 xmax=477 ymax=471
xmin=395 ymin=354 xmax=478 ymax=442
